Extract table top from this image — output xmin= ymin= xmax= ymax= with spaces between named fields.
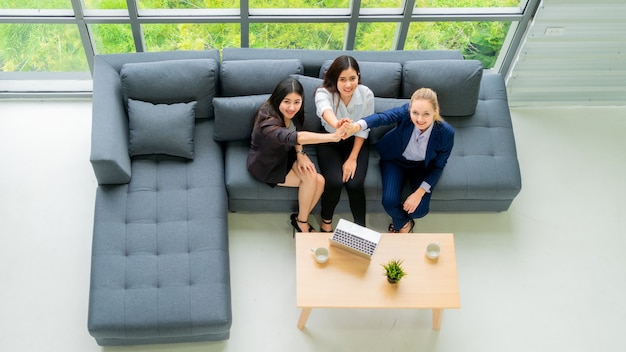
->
xmin=295 ymin=232 xmax=460 ymax=309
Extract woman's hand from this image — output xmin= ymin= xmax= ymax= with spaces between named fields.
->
xmin=403 ymin=188 xmax=426 ymax=214
xmin=342 ymin=122 xmax=362 ymax=139
xmin=342 ymin=158 xmax=357 ymax=182
xmin=335 ymin=118 xmax=352 ymax=129
xmin=296 ymin=152 xmax=316 ymax=174
xmin=332 ymin=125 xmax=346 ymax=141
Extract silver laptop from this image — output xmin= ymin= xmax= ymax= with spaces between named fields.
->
xmin=329 ymin=219 xmax=381 ymax=260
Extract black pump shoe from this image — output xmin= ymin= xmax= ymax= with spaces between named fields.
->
xmin=401 ymin=219 xmax=415 ymax=233
xmin=290 ymin=213 xmax=316 ymax=237
xmin=389 ymin=219 xmax=415 ymax=233
xmin=320 ymin=218 xmax=333 ymax=233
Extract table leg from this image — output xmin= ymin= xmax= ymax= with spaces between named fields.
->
xmin=432 ymin=308 xmax=443 ymax=330
xmin=297 ymin=307 xmax=312 ymax=329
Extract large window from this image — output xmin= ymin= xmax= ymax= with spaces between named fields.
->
xmin=0 ymin=0 xmax=539 ymax=95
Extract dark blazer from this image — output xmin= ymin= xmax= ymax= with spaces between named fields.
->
xmin=363 ymin=103 xmax=455 ymax=189
xmin=247 ymin=104 xmax=300 ymax=184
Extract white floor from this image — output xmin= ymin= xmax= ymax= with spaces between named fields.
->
xmin=1 ymin=100 xmax=625 ymax=352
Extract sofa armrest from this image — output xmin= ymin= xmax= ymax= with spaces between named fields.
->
xmin=90 ymin=56 xmax=131 ymax=185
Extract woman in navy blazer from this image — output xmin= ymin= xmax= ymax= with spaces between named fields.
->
xmin=346 ymin=88 xmax=454 ymax=232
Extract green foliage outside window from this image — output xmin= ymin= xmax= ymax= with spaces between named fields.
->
xmin=250 ymin=23 xmax=345 ymax=50
xmin=406 ymin=21 xmax=512 ymax=69
xmin=1 ymin=0 xmax=72 ymax=9
xmin=0 ymin=24 xmax=89 ymax=72
xmin=144 ymin=23 xmax=240 ymax=51
xmin=136 ymin=0 xmax=237 ymax=9
xmin=0 ymin=0 xmax=519 ymax=72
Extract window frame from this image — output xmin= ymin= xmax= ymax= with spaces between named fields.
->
xmin=0 ymin=0 xmax=540 ymax=96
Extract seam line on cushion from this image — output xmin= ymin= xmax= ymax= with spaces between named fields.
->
xmin=124 ymin=183 xmax=129 ymax=339
xmin=460 ymin=132 xmax=469 ymax=198
xmin=156 ymin=156 xmax=162 ymax=337
xmin=186 ymin=160 xmax=193 ymax=331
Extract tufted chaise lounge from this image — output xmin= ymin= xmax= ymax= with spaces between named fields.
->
xmin=88 ymin=50 xmax=232 ymax=346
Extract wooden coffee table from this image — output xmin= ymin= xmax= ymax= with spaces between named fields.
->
xmin=295 ymin=232 xmax=460 ymax=330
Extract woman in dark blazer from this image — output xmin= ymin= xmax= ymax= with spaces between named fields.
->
xmin=345 ymin=88 xmax=454 ymax=233
xmin=247 ymin=78 xmax=344 ymax=233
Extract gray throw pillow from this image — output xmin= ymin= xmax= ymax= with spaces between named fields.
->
xmin=120 ymin=59 xmax=218 ymax=119
xmin=128 ymin=99 xmax=197 ymax=159
xmin=213 ymin=94 xmax=270 ymax=142
xmin=402 ymin=59 xmax=483 ymax=117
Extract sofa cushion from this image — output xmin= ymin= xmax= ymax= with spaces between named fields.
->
xmin=402 ymin=59 xmax=483 ymax=117
xmin=128 ymin=99 xmax=197 ymax=159
xmin=219 ymin=59 xmax=303 ymax=96
xmin=213 ymin=94 xmax=269 ymax=142
xmin=120 ymin=59 xmax=218 ymax=119
xmin=320 ymin=60 xmax=402 ymax=98
xmin=290 ymin=74 xmax=324 ymax=132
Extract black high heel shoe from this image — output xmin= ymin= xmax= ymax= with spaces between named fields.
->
xmin=389 ymin=219 xmax=415 ymax=233
xmin=290 ymin=213 xmax=316 ymax=237
xmin=320 ymin=218 xmax=333 ymax=233
xmin=401 ymin=219 xmax=415 ymax=233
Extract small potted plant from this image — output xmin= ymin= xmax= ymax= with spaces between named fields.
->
xmin=381 ymin=259 xmax=406 ymax=284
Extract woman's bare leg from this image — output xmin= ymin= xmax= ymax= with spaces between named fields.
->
xmin=309 ymin=174 xmax=325 ymax=216
xmin=280 ymin=166 xmax=325 ymax=233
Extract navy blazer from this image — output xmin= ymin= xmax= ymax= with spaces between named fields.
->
xmin=363 ymin=103 xmax=455 ymax=189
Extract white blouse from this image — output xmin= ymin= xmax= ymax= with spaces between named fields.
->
xmin=315 ymin=85 xmax=375 ymax=139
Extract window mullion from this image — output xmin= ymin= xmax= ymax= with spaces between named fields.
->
xmin=393 ymin=0 xmax=416 ymax=50
xmin=344 ymin=0 xmax=360 ymax=50
xmin=71 ymin=0 xmax=96 ymax=73
xmin=241 ymin=0 xmax=250 ymax=48
xmin=126 ymin=0 xmax=145 ymax=52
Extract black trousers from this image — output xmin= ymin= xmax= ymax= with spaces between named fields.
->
xmin=316 ymin=137 xmax=368 ymax=226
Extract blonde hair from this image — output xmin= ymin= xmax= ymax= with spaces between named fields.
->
xmin=411 ymin=88 xmax=443 ymax=122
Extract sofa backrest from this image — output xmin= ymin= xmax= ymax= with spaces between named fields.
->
xmin=215 ymin=48 xmax=484 ymax=144
xmin=213 ymin=59 xmax=304 ymax=141
xmin=90 ymin=50 xmax=220 ymax=185
xmin=319 ymin=60 xmax=402 ymax=98
xmin=219 ymin=59 xmax=303 ymax=96
xmin=402 ymin=59 xmax=483 ymax=117
xmin=222 ymin=48 xmax=463 ymax=77
xmin=120 ymin=58 xmax=219 ymax=119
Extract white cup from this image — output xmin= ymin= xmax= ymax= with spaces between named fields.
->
xmin=425 ymin=242 xmax=441 ymax=260
xmin=311 ymin=247 xmax=329 ymax=264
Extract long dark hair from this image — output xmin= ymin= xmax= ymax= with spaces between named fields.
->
xmin=265 ymin=78 xmax=305 ymax=126
xmin=322 ymin=55 xmax=361 ymax=95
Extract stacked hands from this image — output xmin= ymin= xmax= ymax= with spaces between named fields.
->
xmin=331 ymin=118 xmax=362 ymax=141
xmin=296 ymin=118 xmax=362 ymax=182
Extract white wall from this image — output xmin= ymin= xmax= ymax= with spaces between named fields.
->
xmin=507 ymin=0 xmax=626 ymax=106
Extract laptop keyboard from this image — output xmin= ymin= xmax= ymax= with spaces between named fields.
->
xmin=331 ymin=228 xmax=378 ymax=256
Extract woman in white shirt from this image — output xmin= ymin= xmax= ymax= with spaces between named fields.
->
xmin=315 ymin=56 xmax=375 ymax=231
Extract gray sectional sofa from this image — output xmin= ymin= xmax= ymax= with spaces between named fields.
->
xmin=88 ymin=48 xmax=521 ymax=346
